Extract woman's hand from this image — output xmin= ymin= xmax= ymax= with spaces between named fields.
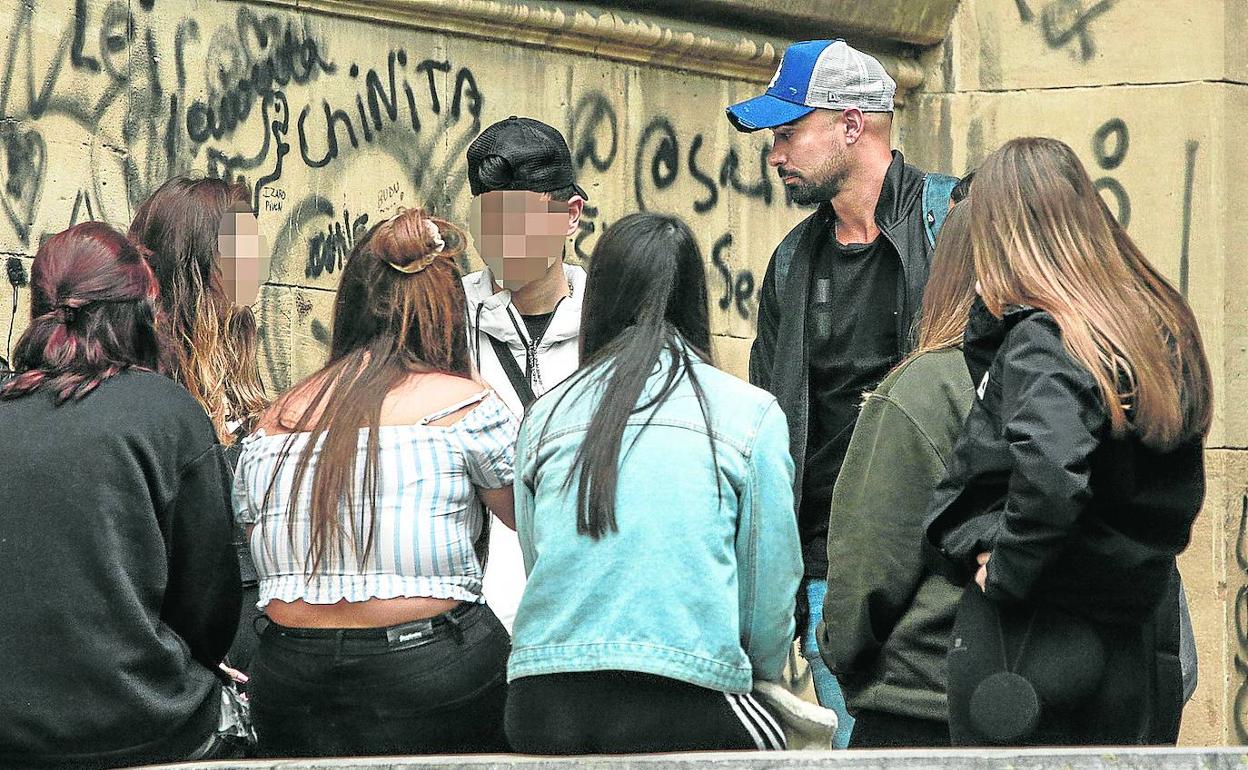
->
xmin=219 ymin=662 xmax=249 ymax=686
xmin=974 ymin=551 xmax=991 ymax=592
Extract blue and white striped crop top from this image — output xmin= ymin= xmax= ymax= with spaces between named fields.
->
xmin=232 ymin=390 xmax=518 ymax=608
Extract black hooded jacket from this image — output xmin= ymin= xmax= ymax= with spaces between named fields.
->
xmin=924 ymin=300 xmax=1205 ymax=624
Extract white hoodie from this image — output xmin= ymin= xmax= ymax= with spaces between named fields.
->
xmin=462 ymin=263 xmax=586 ymax=630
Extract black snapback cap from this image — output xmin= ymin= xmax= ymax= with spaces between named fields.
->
xmin=467 ymin=116 xmax=588 ymax=200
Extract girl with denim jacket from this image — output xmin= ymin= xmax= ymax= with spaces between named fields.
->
xmin=505 ymin=213 xmax=804 ymax=754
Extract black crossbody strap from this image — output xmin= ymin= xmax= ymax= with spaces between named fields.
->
xmin=486 ymin=334 xmax=536 ymax=410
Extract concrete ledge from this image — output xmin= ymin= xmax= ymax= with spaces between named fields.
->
xmin=142 ymin=747 xmax=1248 ymax=770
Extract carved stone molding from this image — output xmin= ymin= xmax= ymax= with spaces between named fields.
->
xmin=614 ymin=0 xmax=961 ymax=47
xmin=255 ymin=0 xmax=925 ymax=99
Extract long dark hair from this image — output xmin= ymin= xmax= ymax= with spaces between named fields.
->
xmin=541 ymin=212 xmax=718 ymax=539
xmin=129 ymin=176 xmax=267 ymax=441
xmin=1 ymin=222 xmax=162 ymax=403
xmin=262 ymin=208 xmax=472 ymax=576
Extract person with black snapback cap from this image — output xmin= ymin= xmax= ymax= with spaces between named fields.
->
xmin=463 ymin=116 xmax=587 ymax=633
xmin=726 ymin=39 xmax=957 ymax=748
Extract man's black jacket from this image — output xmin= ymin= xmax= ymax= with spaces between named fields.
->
xmin=749 ymin=150 xmax=941 ymax=521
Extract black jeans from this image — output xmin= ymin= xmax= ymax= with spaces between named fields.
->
xmin=249 ymin=602 xmax=509 ymax=757
xmin=848 ymin=710 xmax=950 ymax=748
xmin=506 ymin=671 xmax=785 ymax=754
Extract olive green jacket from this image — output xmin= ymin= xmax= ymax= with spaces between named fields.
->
xmin=816 ymin=347 xmax=973 ymax=722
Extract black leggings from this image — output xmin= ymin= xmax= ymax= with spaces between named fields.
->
xmin=248 ymin=602 xmax=509 ymax=757
xmin=506 ymin=671 xmax=786 ymax=754
xmin=947 ymin=586 xmax=1153 ymax=746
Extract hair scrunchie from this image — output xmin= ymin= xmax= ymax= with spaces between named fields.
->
xmin=53 ymin=303 xmax=80 ymax=326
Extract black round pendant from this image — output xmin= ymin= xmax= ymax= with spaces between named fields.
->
xmin=969 ymin=670 xmax=1041 ymax=744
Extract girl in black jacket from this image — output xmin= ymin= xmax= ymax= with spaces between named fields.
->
xmin=924 ymin=137 xmax=1212 ymax=746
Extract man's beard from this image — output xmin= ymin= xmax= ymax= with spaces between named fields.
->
xmin=784 ymin=167 xmax=848 ymax=205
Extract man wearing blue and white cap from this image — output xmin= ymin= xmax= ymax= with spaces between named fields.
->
xmin=727 ymin=39 xmax=958 ymax=749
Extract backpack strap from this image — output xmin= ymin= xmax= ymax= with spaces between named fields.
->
xmin=921 ymin=172 xmax=960 ymax=249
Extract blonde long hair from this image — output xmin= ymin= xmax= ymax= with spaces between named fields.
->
xmin=970 ymin=137 xmax=1211 ymax=449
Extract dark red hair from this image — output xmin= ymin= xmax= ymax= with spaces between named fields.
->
xmin=1 ymin=222 xmax=162 ymax=403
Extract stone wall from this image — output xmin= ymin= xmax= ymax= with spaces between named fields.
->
xmin=0 ymin=0 xmax=1242 ymax=746
xmin=0 ymin=0 xmax=831 ymax=387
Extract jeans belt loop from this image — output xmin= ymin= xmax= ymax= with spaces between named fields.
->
xmin=445 ymin=612 xmax=465 ymax=646
xmin=252 ymin=613 xmax=271 ymax=637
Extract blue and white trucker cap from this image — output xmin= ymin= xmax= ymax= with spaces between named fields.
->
xmin=726 ymin=39 xmax=896 ymax=132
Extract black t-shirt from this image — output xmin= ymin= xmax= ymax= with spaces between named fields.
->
xmin=522 ymin=310 xmax=556 ymax=346
xmin=800 ymin=234 xmax=900 ymax=575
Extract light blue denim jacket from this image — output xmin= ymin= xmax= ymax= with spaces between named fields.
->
xmin=509 ymin=347 xmax=801 ymax=694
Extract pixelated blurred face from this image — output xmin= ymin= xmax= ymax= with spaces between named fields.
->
xmin=469 ymin=190 xmax=571 ymax=292
xmin=218 ymin=210 xmax=272 ymax=307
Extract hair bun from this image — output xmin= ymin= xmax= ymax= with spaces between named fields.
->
xmin=374 ymin=208 xmax=464 ymax=275
xmin=55 ymin=305 xmax=79 ymax=325
xmin=385 ymin=252 xmax=439 ymax=275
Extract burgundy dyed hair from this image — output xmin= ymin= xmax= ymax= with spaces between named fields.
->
xmin=1 ymin=222 xmax=162 ymax=403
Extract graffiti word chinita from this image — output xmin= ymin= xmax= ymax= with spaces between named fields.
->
xmin=297 ymin=54 xmax=482 ymax=170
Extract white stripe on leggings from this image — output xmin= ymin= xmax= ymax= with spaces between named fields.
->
xmin=724 ymin=693 xmax=767 ymax=749
xmin=724 ymin=693 xmax=785 ymax=750
xmin=737 ymin=692 xmax=786 ymax=750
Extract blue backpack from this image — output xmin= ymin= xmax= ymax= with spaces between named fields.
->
xmin=920 ymin=172 xmax=959 ymax=250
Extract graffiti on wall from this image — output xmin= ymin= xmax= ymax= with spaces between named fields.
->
xmin=0 ymin=0 xmax=492 ymax=388
xmin=1084 ymin=116 xmax=1198 ymax=297
xmin=0 ymin=1 xmax=483 ymax=250
xmin=0 ymin=0 xmax=803 ymax=388
xmin=568 ymin=91 xmax=797 ymax=323
xmin=1014 ymin=0 xmax=1117 ymax=61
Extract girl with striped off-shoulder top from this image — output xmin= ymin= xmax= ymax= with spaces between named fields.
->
xmin=232 ymin=208 xmax=517 ymax=758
